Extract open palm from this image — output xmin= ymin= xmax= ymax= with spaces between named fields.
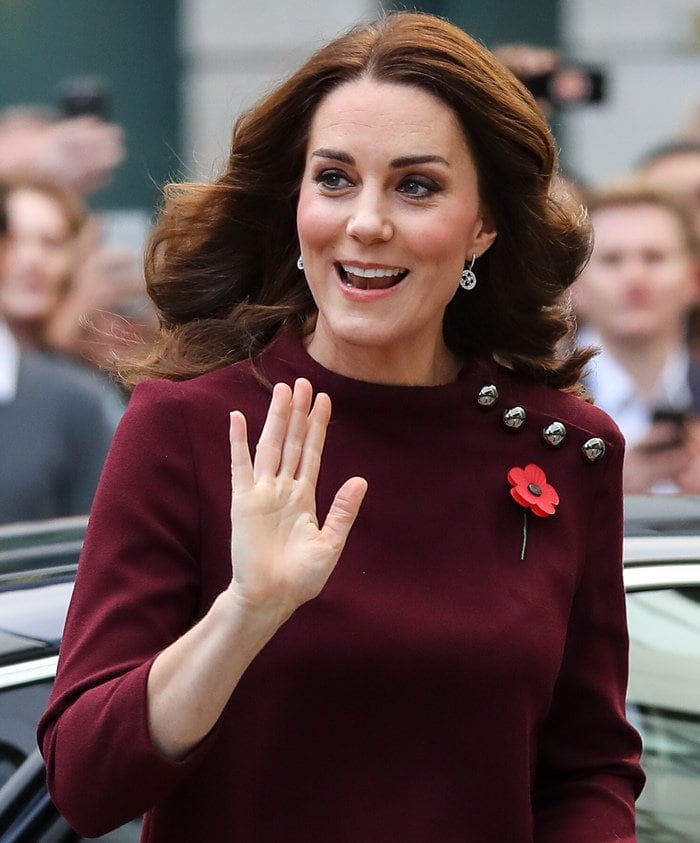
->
xmin=228 ymin=378 xmax=367 ymax=619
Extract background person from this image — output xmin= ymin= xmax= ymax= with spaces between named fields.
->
xmin=0 ymin=106 xmax=124 ymax=195
xmin=2 ymin=175 xmax=152 ymax=413
xmin=634 ymin=142 xmax=700 ymax=357
xmin=574 ymin=181 xmax=700 ymax=493
xmin=1 ymin=175 xmax=87 ymax=350
xmin=39 ymin=13 xmax=643 ymax=842
xmin=0 ymin=180 xmax=117 ymax=524
xmin=638 ymin=141 xmax=700 ymax=238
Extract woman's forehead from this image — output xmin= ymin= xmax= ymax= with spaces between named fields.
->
xmin=306 ymin=78 xmax=471 ymax=161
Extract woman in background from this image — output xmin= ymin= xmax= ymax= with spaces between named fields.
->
xmin=2 ymin=175 xmax=153 ymax=374
xmin=0 ymin=179 xmax=116 ymax=523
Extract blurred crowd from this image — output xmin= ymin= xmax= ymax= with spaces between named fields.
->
xmin=495 ymin=43 xmax=700 ymax=496
xmin=1 ymin=43 xmax=700 ymax=524
xmin=0 ymin=106 xmax=157 ymax=524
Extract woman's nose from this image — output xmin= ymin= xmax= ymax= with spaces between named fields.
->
xmin=345 ymin=191 xmax=393 ymax=244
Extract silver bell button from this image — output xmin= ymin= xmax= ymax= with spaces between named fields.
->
xmin=477 ymin=384 xmax=499 ymax=408
xmin=542 ymin=421 xmax=567 ymax=447
xmin=581 ymin=437 xmax=606 ymax=462
xmin=503 ymin=406 xmax=527 ymax=430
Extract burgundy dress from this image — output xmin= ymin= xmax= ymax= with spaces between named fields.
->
xmin=38 ymin=328 xmax=644 ymax=842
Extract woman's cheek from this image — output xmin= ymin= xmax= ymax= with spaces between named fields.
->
xmin=409 ymin=218 xmax=468 ymax=260
xmin=297 ymin=194 xmax=331 ymax=241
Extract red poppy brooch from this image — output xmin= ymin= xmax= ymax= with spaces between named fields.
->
xmin=507 ymin=464 xmax=559 ymax=559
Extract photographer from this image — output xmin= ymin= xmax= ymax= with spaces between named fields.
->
xmin=493 ymin=43 xmax=605 ymax=116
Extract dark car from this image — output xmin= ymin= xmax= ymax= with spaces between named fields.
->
xmin=0 ymin=518 xmax=140 ymax=842
xmin=1 ymin=500 xmax=700 ymax=842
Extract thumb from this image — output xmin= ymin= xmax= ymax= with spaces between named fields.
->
xmin=320 ymin=477 xmax=368 ymax=554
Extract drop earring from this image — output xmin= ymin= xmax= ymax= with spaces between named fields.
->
xmin=297 ymin=255 xmax=304 ymax=271
xmin=460 ymin=254 xmax=477 ymax=291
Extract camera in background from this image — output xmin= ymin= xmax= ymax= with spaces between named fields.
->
xmin=57 ymin=76 xmax=111 ymax=120
xmin=524 ymin=66 xmax=606 ymax=108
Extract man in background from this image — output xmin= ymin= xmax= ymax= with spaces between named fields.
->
xmin=639 ymin=141 xmax=700 ymax=239
xmin=574 ymin=181 xmax=700 ymax=493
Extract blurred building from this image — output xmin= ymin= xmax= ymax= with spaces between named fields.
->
xmin=562 ymin=0 xmax=700 ymax=183
xmin=2 ymin=1 xmax=698 ymax=206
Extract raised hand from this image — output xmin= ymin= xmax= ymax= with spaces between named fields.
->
xmin=228 ymin=378 xmax=367 ymax=621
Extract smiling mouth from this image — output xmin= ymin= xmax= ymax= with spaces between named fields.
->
xmin=336 ymin=262 xmax=409 ymax=290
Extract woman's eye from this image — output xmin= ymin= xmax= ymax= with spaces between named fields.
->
xmin=398 ymin=176 xmax=439 ymax=198
xmin=316 ymin=170 xmax=352 ymax=190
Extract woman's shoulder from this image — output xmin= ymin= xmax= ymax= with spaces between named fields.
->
xmin=130 ymin=357 xmax=262 ymax=406
xmin=492 ymin=363 xmax=624 ymax=452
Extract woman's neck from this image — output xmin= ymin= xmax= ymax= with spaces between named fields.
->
xmin=303 ymin=329 xmax=463 ymax=387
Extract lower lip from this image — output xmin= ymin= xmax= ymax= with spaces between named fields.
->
xmin=334 ymin=265 xmax=407 ymax=302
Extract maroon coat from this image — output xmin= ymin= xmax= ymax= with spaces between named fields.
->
xmin=39 ymin=328 xmax=644 ymax=842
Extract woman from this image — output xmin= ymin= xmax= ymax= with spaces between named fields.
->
xmin=0 ymin=179 xmax=118 ymax=523
xmin=2 ymin=174 xmax=152 ymax=370
xmin=38 ymin=12 xmax=644 ymax=842
xmin=0 ymin=175 xmax=86 ymax=349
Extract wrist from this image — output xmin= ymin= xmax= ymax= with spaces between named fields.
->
xmin=211 ymin=587 xmax=291 ymax=653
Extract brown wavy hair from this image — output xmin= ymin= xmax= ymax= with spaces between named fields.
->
xmin=119 ymin=11 xmax=593 ymax=390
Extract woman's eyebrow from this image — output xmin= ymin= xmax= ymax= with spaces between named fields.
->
xmin=311 ymin=148 xmax=354 ymax=164
xmin=310 ymin=150 xmax=449 ymax=168
xmin=390 ymin=154 xmax=449 ymax=168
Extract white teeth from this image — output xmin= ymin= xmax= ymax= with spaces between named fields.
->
xmin=340 ymin=263 xmax=406 ymax=278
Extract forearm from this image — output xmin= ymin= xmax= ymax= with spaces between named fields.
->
xmin=146 ymin=588 xmax=288 ymax=760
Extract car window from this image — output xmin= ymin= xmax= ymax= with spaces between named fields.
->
xmin=627 ymin=586 xmax=700 ymax=843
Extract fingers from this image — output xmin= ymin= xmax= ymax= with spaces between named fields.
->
xmin=253 ymin=382 xmax=293 ymax=481
xmin=237 ymin=378 xmax=334 ymax=486
xmin=230 ymin=410 xmax=253 ymax=493
xmin=279 ymin=379 xmax=314 ymax=476
xmin=296 ymin=391 xmax=332 ymax=485
xmin=320 ymin=477 xmax=368 ymax=553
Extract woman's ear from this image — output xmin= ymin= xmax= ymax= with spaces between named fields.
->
xmin=473 ymin=208 xmax=498 ymax=258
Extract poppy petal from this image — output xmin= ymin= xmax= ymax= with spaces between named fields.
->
xmin=531 ymin=500 xmax=555 ymax=516
xmin=542 ymin=485 xmax=560 ymax=506
xmin=524 ymin=463 xmax=546 ymax=486
xmin=507 ymin=467 xmax=527 ymax=486
xmin=511 ymin=487 xmax=530 ymax=507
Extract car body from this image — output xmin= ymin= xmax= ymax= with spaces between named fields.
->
xmin=1 ymin=499 xmax=699 ymax=842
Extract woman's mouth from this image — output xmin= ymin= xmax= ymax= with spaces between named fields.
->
xmin=336 ymin=262 xmax=409 ymax=290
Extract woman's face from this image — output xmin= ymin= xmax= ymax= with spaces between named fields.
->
xmin=0 ymin=188 xmax=76 ymax=325
xmin=296 ymin=78 xmax=497 ymax=384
